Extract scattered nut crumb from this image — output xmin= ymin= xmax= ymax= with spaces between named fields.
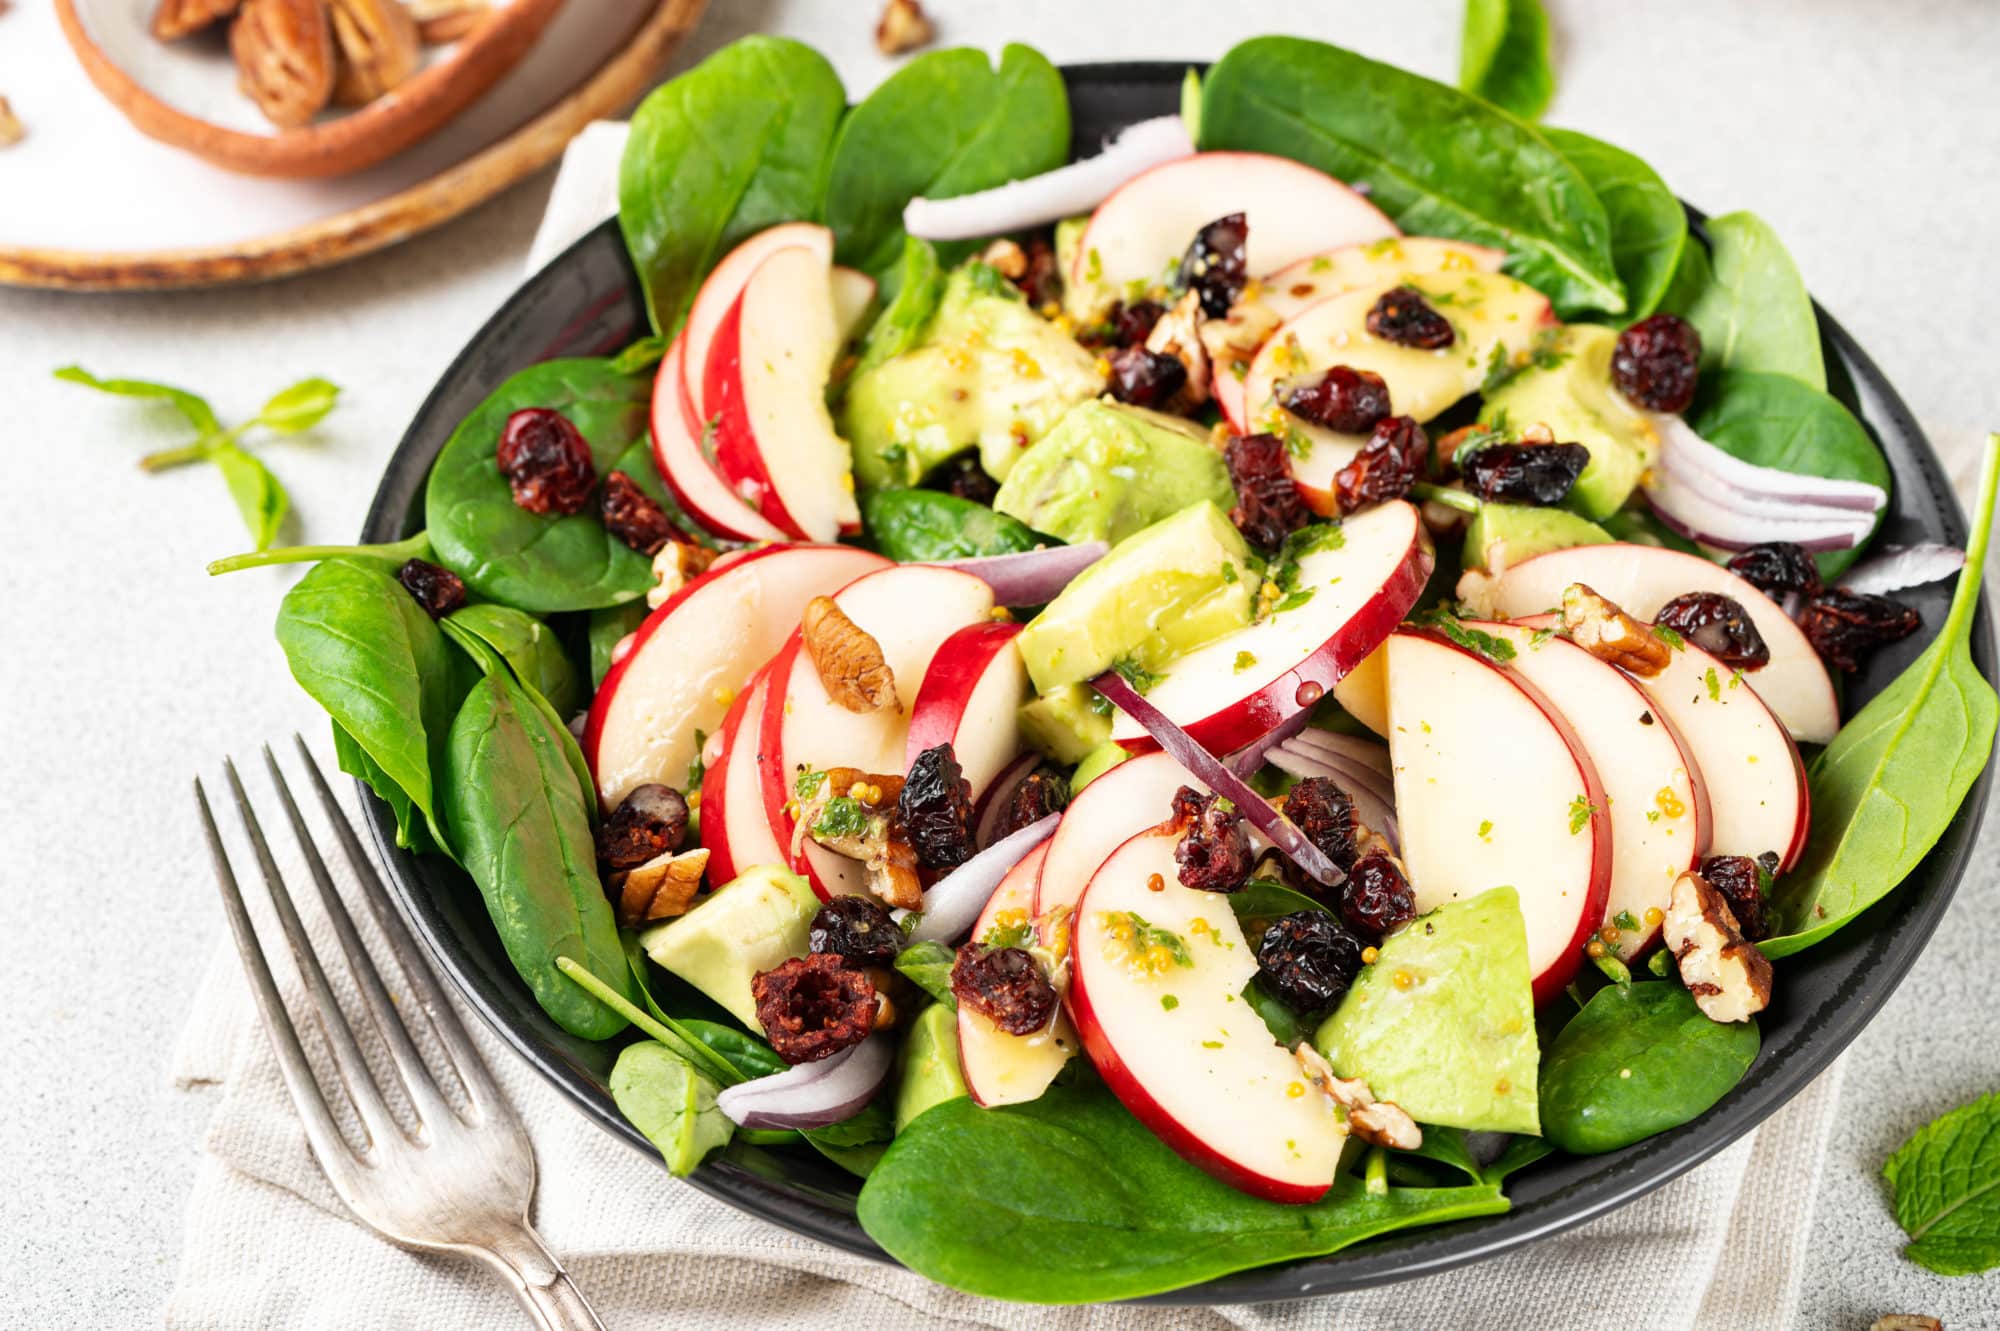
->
xmin=0 ymin=95 xmax=20 ymax=149
xmin=875 ymin=0 xmax=933 ymax=56
xmin=1871 ymin=1317 xmax=1942 ymax=1331
xmin=1294 ymin=1044 xmax=1423 ymax=1150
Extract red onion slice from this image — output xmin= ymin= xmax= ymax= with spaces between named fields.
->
xmin=1265 ymin=742 xmax=1401 ymax=853
xmin=715 ymin=1035 xmax=895 ymax=1131
xmin=1838 ymin=543 xmax=1967 ymax=596
xmin=1653 ymin=414 xmax=1886 ymax=514
xmin=907 ymin=813 xmax=1061 ymax=944
xmin=1226 ymin=709 xmax=1313 ymax=777
xmin=1092 ymin=671 xmax=1345 ymax=887
xmin=1645 ymin=466 xmax=1875 ymax=552
xmin=1283 ymin=727 xmax=1394 ymax=780
xmin=926 ymin=542 xmax=1108 ymax=606
xmin=973 ymin=751 xmax=1043 ymax=850
xmin=903 ymin=116 xmax=1195 ymax=241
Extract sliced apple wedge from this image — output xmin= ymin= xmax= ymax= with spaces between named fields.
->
xmin=1254 ymin=237 xmax=1507 ymax=326
xmin=1384 ymin=628 xmax=1612 ymax=1005
xmin=584 ymin=544 xmax=888 ymax=809
xmin=703 ymin=244 xmax=863 ymax=542
xmin=1072 ymin=152 xmax=1397 ymax=307
xmin=1468 ymin=620 xmax=1711 ymax=958
xmin=1109 ymin=501 xmax=1431 ymax=755
xmin=650 ymin=336 xmax=790 ymax=544
xmin=1034 ymin=750 xmax=1195 ymax=916
xmin=678 ymin=221 xmax=836 ymax=427
xmin=699 ymin=666 xmax=785 ymax=884
xmin=830 ymin=265 xmax=877 ymax=340
xmin=906 ymin=621 xmax=1032 ymax=807
xmin=759 ymin=565 xmax=997 ymax=899
xmin=1462 ymin=542 xmax=1839 ymax=744
xmin=1070 ymin=828 xmax=1347 ymax=1202
xmin=957 ymin=843 xmax=1079 ymax=1107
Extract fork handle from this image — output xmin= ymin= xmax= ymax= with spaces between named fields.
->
xmin=473 ymin=1224 xmax=607 ymax=1331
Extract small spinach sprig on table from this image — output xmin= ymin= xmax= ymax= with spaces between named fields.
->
xmin=57 ymin=366 xmax=338 ymax=550
xmin=1459 ymin=0 xmax=1556 ymax=122
xmin=1884 ymin=1091 xmax=2000 ymax=1276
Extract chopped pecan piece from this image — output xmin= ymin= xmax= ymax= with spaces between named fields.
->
xmin=613 ymin=847 xmax=707 ymax=929
xmin=1142 ymin=289 xmax=1212 ymax=411
xmin=406 ymin=0 xmax=488 ymax=44
xmin=1561 ymin=583 xmax=1672 ymax=677
xmin=328 ymin=0 xmax=420 ymax=106
xmin=1294 ymin=1044 xmax=1421 ymax=1150
xmin=1870 ymin=1317 xmax=1943 ymax=1331
xmin=1197 ymin=298 xmax=1281 ymax=381
xmin=230 ymin=0 xmax=335 ymax=129
xmin=1663 ymin=870 xmax=1774 ymax=1023
xmin=802 ymin=597 xmax=899 ymax=713
xmin=976 ymin=238 xmax=1028 ymax=280
xmin=0 ymin=96 xmax=18 ymax=149
xmin=793 ymin=768 xmax=922 ymax=909
xmin=874 ymin=0 xmax=933 ymax=55
xmin=153 ymin=0 xmax=241 ymax=40
xmin=647 ymin=538 xmax=717 ymax=608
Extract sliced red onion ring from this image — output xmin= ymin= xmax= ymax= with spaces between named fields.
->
xmin=973 ymin=751 xmax=1043 ymax=850
xmin=1265 ymin=742 xmax=1401 ymax=853
xmin=908 ymin=813 xmax=1061 ymax=944
xmin=927 ymin=542 xmax=1108 ymax=606
xmin=1653 ymin=414 xmax=1886 ymax=514
xmin=1269 ymin=738 xmax=1394 ymax=807
xmin=1284 ymin=727 xmax=1393 ymax=780
xmin=1645 ymin=466 xmax=1875 ymax=552
xmin=1838 ymin=543 xmax=1967 ymax=596
xmin=716 ymin=1034 xmax=894 ymax=1131
xmin=903 ymin=116 xmax=1195 ymax=241
xmin=1092 ymin=671 xmax=1344 ymax=887
xmin=1226 ymin=709 xmax=1313 ymax=777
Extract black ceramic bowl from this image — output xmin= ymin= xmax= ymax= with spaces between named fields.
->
xmin=360 ymin=63 xmax=1995 ymax=1303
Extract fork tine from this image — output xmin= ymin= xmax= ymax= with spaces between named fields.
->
xmin=261 ymin=745 xmax=466 ymax=1133
xmin=291 ymin=735 xmax=508 ymax=1118
xmin=222 ymin=758 xmax=403 ymax=1149
xmin=196 ymin=777 xmax=357 ymax=1172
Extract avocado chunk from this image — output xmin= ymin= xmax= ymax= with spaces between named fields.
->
xmin=1015 ymin=499 xmax=1255 ymax=693
xmin=994 ymin=400 xmax=1236 ymax=546
xmin=1462 ymin=503 xmax=1613 ymax=574
xmin=841 ymin=265 xmax=1102 ymax=491
xmin=1481 ymin=324 xmax=1660 ymax=519
xmin=638 ymin=864 xmax=819 ymax=1033
xmin=1314 ymin=886 xmax=1540 ymax=1134
xmin=1071 ymin=740 xmax=1133 ymax=792
xmin=1018 ymin=684 xmax=1113 ymax=763
xmin=894 ymin=1001 xmax=969 ymax=1132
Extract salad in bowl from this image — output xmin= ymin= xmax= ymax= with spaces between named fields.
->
xmin=214 ymin=33 xmax=1999 ymax=1303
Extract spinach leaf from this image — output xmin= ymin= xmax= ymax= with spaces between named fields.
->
xmin=894 ymin=940 xmax=957 ymax=1008
xmin=1483 ymin=1134 xmax=1555 ymax=1181
xmin=1764 ymin=437 xmax=1999 ymax=955
xmin=54 ymin=364 xmax=222 ymax=435
xmin=1687 ymin=370 xmax=1891 ymax=579
xmin=861 ymin=487 xmax=1044 ymax=562
xmin=443 ymin=670 xmax=634 ymax=1040
xmin=209 ymin=441 xmax=290 ymax=551
xmin=276 ymin=558 xmax=466 ymax=853
xmin=587 ymin=601 xmax=650 ymax=687
xmin=1393 ymin=1125 xmax=1484 ymax=1184
xmin=1537 ymin=981 xmax=1759 ymax=1154
xmin=332 ymin=719 xmax=436 ymax=856
xmin=675 ymin=1017 xmax=787 ymax=1080
xmin=1459 ymin=0 xmax=1555 ymax=122
xmin=446 ymin=603 xmax=583 ymax=718
xmin=618 ymin=36 xmax=845 ymax=334
xmin=1241 ymin=976 xmax=1311 ymax=1048
xmin=857 ymin=1077 xmax=1508 ymax=1302
xmin=853 ymin=237 xmax=946 ymax=378
xmin=823 ymin=45 xmax=1069 ymax=283
xmin=1883 ymin=1090 xmax=2000 ymax=1275
xmin=1542 ymin=127 xmax=1686 ymax=320
xmin=424 ymin=359 xmax=655 ymax=613
xmin=1200 ymin=36 xmax=1624 ymax=317
xmin=256 ymin=377 xmax=341 ymax=435
xmin=609 ymin=1041 xmax=733 ymax=1176
xmin=1229 ymin=876 xmax=1331 ymax=926
xmin=440 ymin=617 xmax=597 ymax=832
xmin=1663 ymin=211 xmax=1825 ymax=389
xmin=210 ymin=531 xmax=432 ymax=576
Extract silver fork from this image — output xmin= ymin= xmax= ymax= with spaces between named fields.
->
xmin=195 ymin=737 xmax=605 ymax=1331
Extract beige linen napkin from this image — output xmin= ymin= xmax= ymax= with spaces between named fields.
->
xmin=165 ymin=126 xmax=1853 ymax=1329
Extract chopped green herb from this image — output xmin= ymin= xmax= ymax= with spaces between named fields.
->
xmin=1274 ymin=587 xmax=1317 ymax=614
xmin=1478 ymin=341 xmax=1518 ymax=396
xmin=1477 ymin=819 xmax=1494 ymax=841
xmin=1529 ymin=626 xmax=1555 ymax=648
xmin=686 ymin=730 xmax=708 ymax=792
xmin=1613 ymin=910 xmax=1641 ymax=932
xmin=794 ymin=768 xmax=828 ymax=798
xmin=1233 ymin=650 xmax=1259 ymax=674
xmin=1704 ymin=666 xmax=1723 ymax=701
xmin=1653 ymin=625 xmax=1686 ymax=651
xmin=1416 ymin=608 xmax=1518 ymax=663
xmin=1283 ymin=425 xmax=1312 ymax=459
xmin=1104 ymin=911 xmax=1193 ymax=968
xmin=1221 ymin=562 xmax=1239 ymax=584
xmin=813 ymin=796 xmax=872 ymax=841
xmin=1110 ymin=657 xmax=1166 ymax=695
xmin=1160 ymin=994 xmax=1179 ymax=1011
xmin=1568 ymin=795 xmax=1596 ymax=835
xmin=983 ymin=918 xmax=1035 ymax=950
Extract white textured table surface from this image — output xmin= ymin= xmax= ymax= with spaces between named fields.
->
xmin=2 ymin=3 xmax=1996 ymax=1327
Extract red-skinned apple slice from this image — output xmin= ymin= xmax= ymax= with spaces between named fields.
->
xmin=829 ymin=265 xmax=876 ymax=340
xmin=650 ymin=336 xmax=790 ymax=543
xmin=759 ymin=565 xmax=996 ymax=899
xmin=699 ymin=666 xmax=783 ymax=885
xmin=905 ymin=620 xmax=1031 ymax=807
xmin=957 ymin=843 xmax=1079 ymax=1107
xmin=1108 ymin=501 xmax=1431 ymax=755
xmin=1253 ymin=237 xmax=1507 ymax=326
xmin=1033 ymin=750 xmax=1196 ymax=916
xmin=1072 ymin=152 xmax=1398 ymax=303
xmin=584 ymin=544 xmax=888 ymax=809
xmin=1070 ymin=828 xmax=1346 ymax=1202
xmin=703 ymin=245 xmax=863 ymax=542
xmin=1384 ymin=628 xmax=1612 ymax=1005
xmin=1467 ymin=620 xmax=1711 ymax=958
xmin=1459 ymin=542 xmax=1840 ymax=744
xmin=678 ymin=222 xmax=835 ymax=427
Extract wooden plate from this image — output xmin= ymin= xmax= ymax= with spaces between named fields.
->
xmin=0 ymin=0 xmax=706 ymax=291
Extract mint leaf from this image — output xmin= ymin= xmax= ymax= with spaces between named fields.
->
xmin=209 ymin=441 xmax=290 ymax=551
xmin=55 ymin=365 xmax=220 ymax=436
xmin=1884 ymin=1091 xmax=2000 ymax=1275
xmin=257 ymin=377 xmax=341 ymax=434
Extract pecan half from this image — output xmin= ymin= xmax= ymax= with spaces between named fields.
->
xmin=1142 ymin=289 xmax=1212 ymax=412
xmin=875 ymin=0 xmax=934 ymax=55
xmin=792 ymin=768 xmax=922 ymax=909
xmin=1561 ymin=583 xmax=1672 ymax=677
xmin=613 ymin=847 xmax=707 ymax=929
xmin=1294 ymin=1043 xmax=1421 ymax=1149
xmin=152 ymin=0 xmax=242 ymax=41
xmin=802 ymin=597 xmax=899 ymax=714
xmin=328 ymin=0 xmax=421 ymax=107
xmin=230 ymin=0 xmax=334 ymax=129
xmin=647 ymin=539 xmax=718 ymax=608
xmin=406 ymin=0 xmax=489 ymax=43
xmin=1663 ymin=870 xmax=1774 ymax=1023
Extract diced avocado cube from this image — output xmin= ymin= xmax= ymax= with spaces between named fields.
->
xmin=993 ymin=400 xmax=1236 ymax=546
xmin=1462 ymin=503 xmax=1613 ymax=574
xmin=1018 ymin=684 xmax=1113 ymax=764
xmin=1481 ymin=324 xmax=1660 ymax=520
xmin=639 ymin=864 xmax=819 ymax=1033
xmin=894 ymin=1001 xmax=969 ymax=1132
xmin=1070 ymin=741 xmax=1132 ymax=792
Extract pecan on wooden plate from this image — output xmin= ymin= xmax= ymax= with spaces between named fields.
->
xmin=328 ymin=0 xmax=422 ymax=107
xmin=230 ymin=0 xmax=334 ymax=128
xmin=152 ymin=0 xmax=241 ymax=41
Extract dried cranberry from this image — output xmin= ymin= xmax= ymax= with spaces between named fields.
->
xmin=951 ymin=944 xmax=1057 ymax=1034
xmin=1340 ymin=853 xmax=1417 ymax=940
xmin=1178 ymin=212 xmax=1248 ymax=318
xmin=1173 ymin=789 xmax=1254 ymax=893
xmin=1256 ymin=911 xmax=1367 ymax=1013
xmin=1799 ymin=589 xmax=1921 ymax=671
xmin=752 ymin=954 xmax=876 ymax=1064
xmin=396 ymin=558 xmax=465 ymax=619
xmin=808 ymin=896 xmax=903 ymax=969
xmin=933 ymin=451 xmax=998 ymax=506
xmin=1282 ymin=777 xmax=1356 ymax=874
xmin=1105 ymin=346 xmax=1188 ymax=409
xmin=597 ymin=784 xmax=689 ymax=870
xmin=1279 ymin=366 xmax=1393 ymax=435
xmin=1366 ymin=286 xmax=1454 ymax=350
xmin=899 ymin=743 xmax=975 ymax=869
xmin=1335 ymin=415 xmax=1429 ymax=512
xmin=1612 ymin=313 xmax=1702 ymax=413
xmin=1111 ymin=299 xmax=1166 ymax=348
xmin=1699 ymin=854 xmax=1771 ymax=941
xmin=1226 ymin=432 xmax=1311 ymax=551
xmin=1726 ymin=542 xmax=1824 ymax=599
xmin=1459 ymin=442 xmax=1591 ymax=507
xmin=600 ymin=469 xmax=677 ymax=555
xmin=994 ymin=766 xmax=1071 ymax=842
xmin=1655 ymin=592 xmax=1771 ymax=669
xmin=497 ymin=407 xmax=596 ymax=515
xmin=1016 ymin=235 xmax=1062 ymax=309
